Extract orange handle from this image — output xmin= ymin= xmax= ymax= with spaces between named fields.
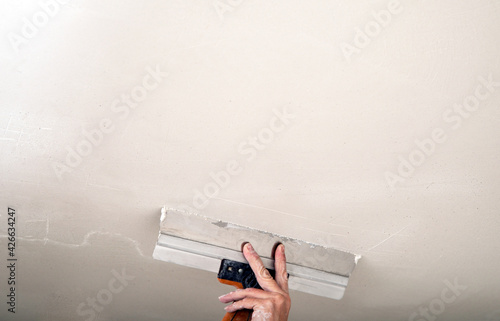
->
xmin=222 ymin=309 xmax=252 ymax=321
xmin=218 ymin=278 xmax=252 ymax=321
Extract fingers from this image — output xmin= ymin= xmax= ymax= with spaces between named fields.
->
xmin=220 ymin=243 xmax=291 ymax=320
xmin=221 ymin=289 xmax=290 ymax=318
xmin=224 ymin=297 xmax=265 ymax=313
xmin=219 ymin=288 xmax=272 ymax=303
xmin=243 ymin=243 xmax=282 ymax=293
xmin=274 ymin=244 xmax=289 ymax=293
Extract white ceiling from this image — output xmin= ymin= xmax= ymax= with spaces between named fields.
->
xmin=1 ymin=0 xmax=500 ymax=320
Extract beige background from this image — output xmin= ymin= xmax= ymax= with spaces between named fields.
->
xmin=1 ymin=0 xmax=500 ymax=320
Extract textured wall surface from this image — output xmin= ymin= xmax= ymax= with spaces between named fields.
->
xmin=1 ymin=0 xmax=500 ymax=320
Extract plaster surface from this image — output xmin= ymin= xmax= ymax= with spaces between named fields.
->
xmin=1 ymin=1 xmax=499 ymax=320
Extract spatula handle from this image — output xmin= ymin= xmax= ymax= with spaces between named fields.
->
xmin=222 ymin=309 xmax=252 ymax=321
xmin=218 ymin=259 xmax=274 ymax=321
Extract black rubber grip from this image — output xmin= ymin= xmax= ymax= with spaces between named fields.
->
xmin=217 ymin=259 xmax=276 ymax=289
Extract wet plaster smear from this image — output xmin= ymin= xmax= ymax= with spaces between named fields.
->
xmin=1 ymin=1 xmax=500 ymax=320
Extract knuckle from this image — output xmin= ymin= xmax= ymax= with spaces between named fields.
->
xmin=259 ymin=266 xmax=272 ymax=279
xmin=275 ymin=294 xmax=285 ymax=305
xmin=262 ymin=300 xmax=274 ymax=310
xmin=274 ymin=293 xmax=291 ymax=308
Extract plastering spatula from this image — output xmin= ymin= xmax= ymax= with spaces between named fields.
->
xmin=152 ymin=207 xmax=360 ymax=320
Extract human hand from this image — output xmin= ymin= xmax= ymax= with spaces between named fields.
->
xmin=219 ymin=243 xmax=291 ymax=321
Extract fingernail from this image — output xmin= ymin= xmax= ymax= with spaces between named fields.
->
xmin=245 ymin=243 xmax=253 ymax=251
xmin=280 ymin=244 xmax=285 ymax=253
